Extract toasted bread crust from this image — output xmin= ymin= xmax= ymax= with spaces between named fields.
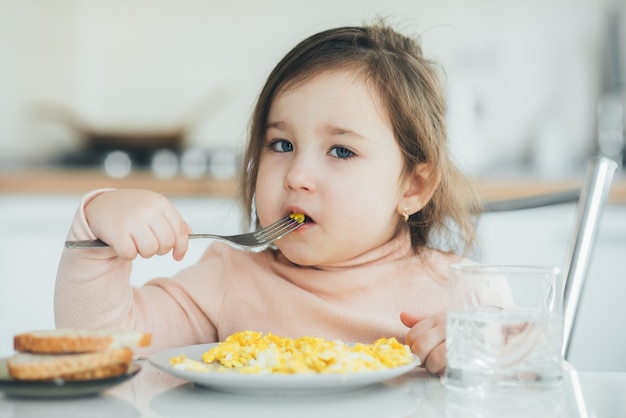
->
xmin=14 ymin=329 xmax=152 ymax=354
xmin=55 ymin=363 xmax=129 ymax=381
xmin=14 ymin=335 xmax=114 ymax=354
xmin=7 ymin=349 xmax=133 ymax=381
xmin=137 ymin=332 xmax=152 ymax=348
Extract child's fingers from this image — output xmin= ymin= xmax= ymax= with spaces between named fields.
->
xmin=136 ymin=238 xmax=160 ymax=259
xmin=146 ymin=214 xmax=180 ymax=257
xmin=422 ymin=342 xmax=446 ymax=375
xmin=406 ymin=322 xmax=440 ymax=363
xmin=112 ymin=235 xmax=141 ymax=261
xmin=400 ymin=311 xmax=427 ymax=328
xmin=84 ymin=189 xmax=189 ymax=260
xmin=129 ymin=224 xmax=161 ymax=259
xmin=402 ymin=311 xmax=447 ymax=371
xmin=163 ymin=209 xmax=190 ymax=261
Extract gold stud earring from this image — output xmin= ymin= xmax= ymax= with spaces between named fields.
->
xmin=402 ymin=207 xmax=410 ymax=222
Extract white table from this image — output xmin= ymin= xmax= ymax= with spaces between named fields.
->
xmin=1 ymin=361 xmax=624 ymax=417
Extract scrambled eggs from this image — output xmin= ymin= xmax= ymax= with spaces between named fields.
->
xmin=169 ymin=331 xmax=414 ymax=375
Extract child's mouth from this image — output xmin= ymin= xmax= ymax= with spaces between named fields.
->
xmin=289 ymin=213 xmax=314 ymax=225
xmin=287 ymin=210 xmax=314 ymax=226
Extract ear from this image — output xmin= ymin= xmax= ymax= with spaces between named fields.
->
xmin=398 ymin=163 xmax=440 ymax=217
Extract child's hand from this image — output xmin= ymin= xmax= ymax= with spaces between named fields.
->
xmin=84 ymin=189 xmax=192 ymax=261
xmin=400 ymin=311 xmax=447 ymax=375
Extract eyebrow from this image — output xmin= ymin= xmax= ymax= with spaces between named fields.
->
xmin=324 ymin=124 xmax=370 ymax=141
xmin=266 ymin=120 xmax=287 ymax=130
xmin=267 ymin=120 xmax=368 ymax=139
xmin=325 ymin=125 xmax=358 ymax=137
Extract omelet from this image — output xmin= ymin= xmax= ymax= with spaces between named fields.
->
xmin=170 ymin=331 xmax=414 ymax=375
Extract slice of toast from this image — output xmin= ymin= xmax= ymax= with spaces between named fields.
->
xmin=14 ymin=328 xmax=152 ymax=354
xmin=6 ymin=349 xmax=133 ymax=381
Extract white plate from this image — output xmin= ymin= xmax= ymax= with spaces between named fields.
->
xmin=149 ymin=343 xmax=420 ymax=396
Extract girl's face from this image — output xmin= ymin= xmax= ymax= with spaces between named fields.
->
xmin=255 ymin=68 xmax=407 ymax=266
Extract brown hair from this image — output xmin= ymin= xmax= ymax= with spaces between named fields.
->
xmin=240 ymin=23 xmax=481 ymax=255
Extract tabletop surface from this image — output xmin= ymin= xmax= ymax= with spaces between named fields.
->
xmin=1 ymin=360 xmax=624 ymax=418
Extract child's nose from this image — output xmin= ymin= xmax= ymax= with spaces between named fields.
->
xmin=284 ymin=154 xmax=317 ymax=192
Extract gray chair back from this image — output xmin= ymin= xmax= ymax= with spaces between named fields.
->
xmin=480 ymin=156 xmax=618 ymax=359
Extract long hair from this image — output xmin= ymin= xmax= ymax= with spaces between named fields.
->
xmin=240 ymin=23 xmax=480 ymax=255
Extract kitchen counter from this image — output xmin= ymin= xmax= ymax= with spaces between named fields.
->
xmin=2 ymin=168 xmax=626 ymax=203
xmin=478 ymin=176 xmax=626 ymax=203
xmin=0 ymin=169 xmax=238 ymax=198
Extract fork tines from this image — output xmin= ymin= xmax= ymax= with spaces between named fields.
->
xmin=254 ymin=215 xmax=303 ymax=242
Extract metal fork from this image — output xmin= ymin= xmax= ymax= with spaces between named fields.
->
xmin=64 ymin=214 xmax=305 ymax=250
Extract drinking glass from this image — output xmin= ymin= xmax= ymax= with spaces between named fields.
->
xmin=445 ymin=264 xmax=564 ymax=391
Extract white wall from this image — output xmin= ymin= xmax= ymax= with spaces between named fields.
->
xmin=1 ymin=0 xmax=624 ymax=177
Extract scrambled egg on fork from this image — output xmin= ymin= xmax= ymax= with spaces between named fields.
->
xmin=169 ymin=330 xmax=414 ymax=375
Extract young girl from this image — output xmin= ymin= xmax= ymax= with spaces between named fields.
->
xmin=54 ymin=23 xmax=482 ymax=375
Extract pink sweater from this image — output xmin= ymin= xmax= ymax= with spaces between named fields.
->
xmin=54 ymin=194 xmax=467 ymax=355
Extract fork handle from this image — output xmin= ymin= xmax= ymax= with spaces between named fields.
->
xmin=65 ymin=239 xmax=109 ymax=248
xmin=64 ymin=234 xmax=211 ymax=249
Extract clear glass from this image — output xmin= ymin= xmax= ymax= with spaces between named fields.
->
xmin=445 ymin=264 xmax=564 ymax=392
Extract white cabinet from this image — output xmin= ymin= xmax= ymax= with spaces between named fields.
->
xmin=477 ymin=203 xmax=626 ymax=372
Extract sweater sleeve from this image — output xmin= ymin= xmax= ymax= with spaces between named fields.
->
xmin=54 ymin=190 xmax=221 ymax=354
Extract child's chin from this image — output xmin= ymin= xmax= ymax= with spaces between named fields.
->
xmin=276 ymin=246 xmax=319 ymax=267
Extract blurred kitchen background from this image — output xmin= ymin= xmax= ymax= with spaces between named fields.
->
xmin=1 ymin=0 xmax=626 ymax=371
xmin=0 ymin=0 xmax=624 ymax=177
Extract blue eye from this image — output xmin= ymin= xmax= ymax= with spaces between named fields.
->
xmin=270 ymin=139 xmax=293 ymax=153
xmin=329 ymin=146 xmax=354 ymax=159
